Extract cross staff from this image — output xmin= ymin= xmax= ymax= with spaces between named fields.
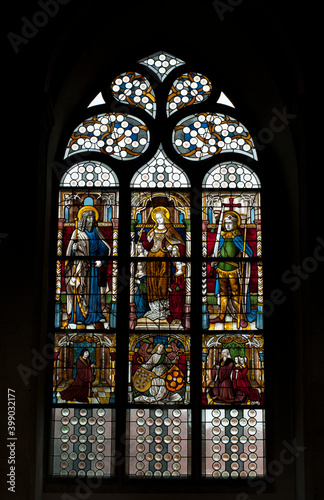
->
xmin=237 ymin=221 xmax=248 ymax=328
xmin=211 ymin=204 xmax=225 ymax=262
xmin=73 ymin=217 xmax=78 ymax=324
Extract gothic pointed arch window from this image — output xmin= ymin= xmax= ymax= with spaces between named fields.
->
xmin=48 ymin=50 xmax=266 ymax=485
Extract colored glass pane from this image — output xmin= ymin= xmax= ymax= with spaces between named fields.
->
xmin=64 ymin=113 xmax=149 ymax=160
xmin=167 ymin=72 xmax=212 ymax=116
xmin=130 ymin=190 xmax=191 ymax=257
xmin=173 ymin=113 xmax=257 ymax=161
xmin=126 ymin=408 xmax=191 ymax=477
xmin=138 ymin=51 xmax=185 ymax=81
xmin=202 ymin=261 xmax=262 ymax=331
xmin=53 ymin=333 xmax=116 ymax=405
xmin=55 ymin=189 xmax=119 ymax=330
xmin=128 ymin=333 xmax=190 ymax=404
xmin=202 ymin=408 xmax=265 ymax=478
xmin=129 ymin=260 xmax=190 ymax=330
xmin=202 ymin=190 xmax=262 ymax=257
xmin=111 ymin=72 xmax=156 ymax=118
xmin=202 ymin=334 xmax=264 ymax=405
xmin=202 ymin=189 xmax=262 ymax=331
xmin=49 ymin=408 xmax=115 ymax=478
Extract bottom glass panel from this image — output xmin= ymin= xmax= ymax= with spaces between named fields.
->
xmin=126 ymin=408 xmax=191 ymax=477
xmin=49 ymin=407 xmax=115 ymax=478
xmin=202 ymin=408 xmax=265 ymax=478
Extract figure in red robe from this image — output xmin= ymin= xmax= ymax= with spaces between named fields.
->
xmin=232 ymin=356 xmax=260 ymax=402
xmin=209 ymin=349 xmax=247 ymax=404
xmin=60 ymin=348 xmax=95 ymax=402
xmin=167 ymin=262 xmax=186 ymax=324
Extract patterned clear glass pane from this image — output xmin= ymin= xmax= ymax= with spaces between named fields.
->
xmin=126 ymin=408 xmax=191 ymax=477
xmin=49 ymin=408 xmax=115 ymax=478
xmin=64 ymin=113 xmax=149 ymax=160
xmin=202 ymin=408 xmax=265 ymax=478
xmin=53 ymin=333 xmax=116 ymax=405
xmin=138 ymin=51 xmax=185 ymax=81
xmin=202 ymin=162 xmax=261 ymax=189
xmin=166 ymin=72 xmax=212 ymax=116
xmin=111 ymin=72 xmax=156 ymax=118
xmin=60 ymin=161 xmax=119 ymax=188
xmin=173 ymin=113 xmax=257 ymax=161
xmin=202 ymin=334 xmax=264 ymax=405
xmin=130 ymin=147 xmax=190 ymax=188
xmin=128 ymin=334 xmax=190 ymax=404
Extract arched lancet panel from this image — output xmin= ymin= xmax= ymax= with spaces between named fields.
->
xmin=201 ymin=157 xmax=265 ymax=478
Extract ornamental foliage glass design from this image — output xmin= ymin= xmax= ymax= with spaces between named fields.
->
xmin=166 ymin=72 xmax=212 ymax=116
xmin=64 ymin=113 xmax=150 ymax=160
xmin=50 ymin=50 xmax=265 ymax=481
xmin=111 ymin=72 xmax=157 ymax=118
xmin=173 ymin=113 xmax=257 ymax=161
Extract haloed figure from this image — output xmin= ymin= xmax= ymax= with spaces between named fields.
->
xmin=60 ymin=348 xmax=96 ymax=403
xmin=211 ymin=211 xmax=256 ymax=328
xmin=65 ymin=206 xmax=111 ymax=329
xmin=138 ymin=207 xmax=185 ymax=321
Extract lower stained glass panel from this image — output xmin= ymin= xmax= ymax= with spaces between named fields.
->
xmin=126 ymin=408 xmax=191 ymax=477
xmin=53 ymin=333 xmax=116 ymax=405
xmin=202 ymin=408 xmax=265 ymax=478
xmin=129 ymin=333 xmax=190 ymax=404
xmin=49 ymin=408 xmax=115 ymax=478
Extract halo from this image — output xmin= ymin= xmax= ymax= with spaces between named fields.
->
xmin=223 ymin=210 xmax=241 ymax=227
xmin=77 ymin=205 xmax=99 ymax=221
xmin=150 ymin=206 xmax=170 ymax=223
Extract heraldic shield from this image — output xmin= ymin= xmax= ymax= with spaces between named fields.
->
xmin=132 ymin=365 xmax=185 ymax=393
xmin=132 ymin=367 xmax=158 ymax=393
xmin=165 ymin=365 xmax=185 ymax=392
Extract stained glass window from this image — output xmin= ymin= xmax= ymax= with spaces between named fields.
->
xmin=49 ymin=50 xmax=266 ymax=486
